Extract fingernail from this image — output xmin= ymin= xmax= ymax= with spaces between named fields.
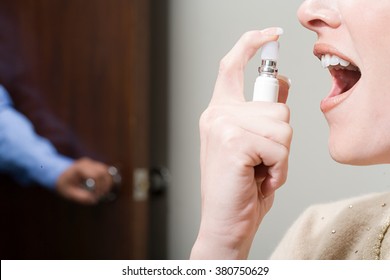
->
xmin=278 ymin=75 xmax=292 ymax=88
xmin=262 ymin=27 xmax=284 ymax=36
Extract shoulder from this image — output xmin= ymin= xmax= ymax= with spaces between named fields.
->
xmin=271 ymin=192 xmax=390 ymax=259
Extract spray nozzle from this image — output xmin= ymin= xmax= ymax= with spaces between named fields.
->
xmin=259 ymin=41 xmax=279 ymax=78
xmin=261 ymin=41 xmax=279 ymax=61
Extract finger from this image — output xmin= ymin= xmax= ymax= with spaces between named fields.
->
xmin=233 ymin=115 xmax=293 ymax=149
xmin=260 ymin=192 xmax=275 ymax=216
xmin=75 ymin=159 xmax=110 ymax=195
xmin=64 ymin=187 xmax=98 ymax=205
xmin=200 ymin=103 xmax=291 ymax=147
xmin=260 ymin=147 xmax=289 ymax=197
xmin=199 ymin=105 xmax=291 ymax=171
xmin=206 ymin=113 xmax=292 ymax=150
xmin=94 ymin=171 xmax=112 ymax=196
xmin=239 ymin=131 xmax=290 ymax=194
xmin=211 ymin=27 xmax=284 ymax=104
xmin=207 ymin=125 xmax=289 ymax=188
xmin=277 ymin=75 xmax=291 ymax=104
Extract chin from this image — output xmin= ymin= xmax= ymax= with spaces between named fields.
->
xmin=329 ymin=148 xmax=365 ymax=165
xmin=327 ymin=130 xmax=361 ymax=165
xmin=328 ymin=139 xmax=390 ymax=166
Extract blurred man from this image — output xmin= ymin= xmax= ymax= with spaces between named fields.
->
xmin=0 ymin=85 xmax=115 ymax=204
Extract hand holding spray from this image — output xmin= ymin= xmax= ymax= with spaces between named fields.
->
xmin=252 ymin=41 xmax=280 ymax=102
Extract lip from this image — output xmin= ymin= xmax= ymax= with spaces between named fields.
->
xmin=313 ymin=43 xmax=355 ymax=64
xmin=313 ymin=43 xmax=360 ymax=113
xmin=320 ymin=78 xmax=358 ymax=113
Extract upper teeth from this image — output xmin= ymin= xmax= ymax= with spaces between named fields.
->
xmin=321 ymin=54 xmax=350 ymax=69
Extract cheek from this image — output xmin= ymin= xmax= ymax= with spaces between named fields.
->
xmin=343 ymin=2 xmax=390 ymax=68
xmin=342 ymin=0 xmax=390 ymax=34
xmin=333 ymin=2 xmax=390 ymax=164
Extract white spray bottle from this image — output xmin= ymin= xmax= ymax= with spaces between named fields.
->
xmin=252 ymin=41 xmax=279 ymax=102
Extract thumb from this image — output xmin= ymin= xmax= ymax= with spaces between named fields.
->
xmin=277 ymin=75 xmax=291 ymax=104
xmin=211 ymin=27 xmax=284 ymax=105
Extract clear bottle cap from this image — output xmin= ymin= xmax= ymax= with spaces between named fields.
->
xmin=260 ymin=41 xmax=279 ymax=61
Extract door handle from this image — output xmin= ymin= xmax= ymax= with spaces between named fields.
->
xmin=104 ymin=165 xmax=122 ymax=202
xmin=82 ymin=165 xmax=122 ymax=203
xmin=133 ymin=167 xmax=170 ymax=201
xmin=150 ymin=167 xmax=170 ymax=195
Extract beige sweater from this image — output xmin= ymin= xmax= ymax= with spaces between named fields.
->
xmin=271 ymin=192 xmax=390 ymax=260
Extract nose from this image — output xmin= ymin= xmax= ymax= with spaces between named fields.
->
xmin=297 ymin=0 xmax=341 ymax=34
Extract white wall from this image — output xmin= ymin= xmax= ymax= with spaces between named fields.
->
xmin=168 ymin=0 xmax=390 ymax=259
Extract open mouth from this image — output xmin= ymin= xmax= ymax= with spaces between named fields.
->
xmin=321 ymin=54 xmax=361 ymax=96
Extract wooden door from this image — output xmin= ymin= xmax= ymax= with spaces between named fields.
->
xmin=0 ymin=0 xmax=150 ymax=259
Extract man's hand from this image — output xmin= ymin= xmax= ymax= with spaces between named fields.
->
xmin=56 ymin=157 xmax=114 ymax=205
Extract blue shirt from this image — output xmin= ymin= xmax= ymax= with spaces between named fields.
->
xmin=0 ymin=85 xmax=73 ymax=189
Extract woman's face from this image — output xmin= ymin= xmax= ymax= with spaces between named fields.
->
xmin=298 ymin=0 xmax=390 ymax=165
